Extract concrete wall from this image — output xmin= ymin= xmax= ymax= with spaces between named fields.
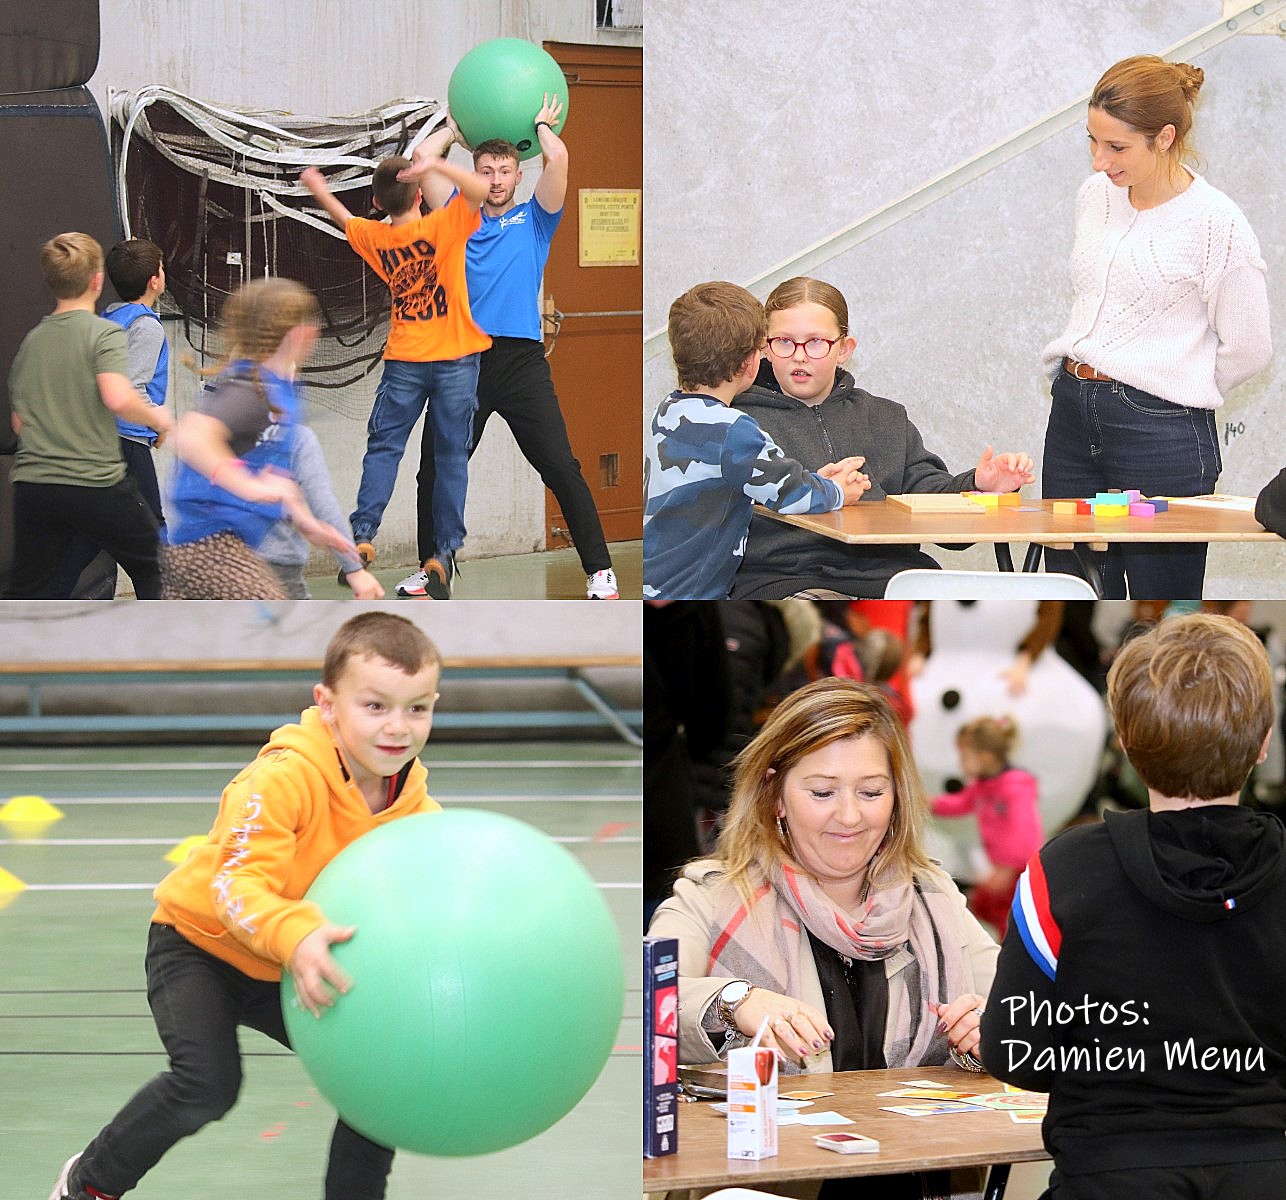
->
xmin=0 ymin=598 xmax=640 ymax=660
xmin=644 ymin=2 xmax=1286 ymax=596
xmin=90 ymin=0 xmax=640 ymax=571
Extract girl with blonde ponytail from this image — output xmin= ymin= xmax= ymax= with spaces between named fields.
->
xmin=162 ymin=278 xmax=378 ymax=598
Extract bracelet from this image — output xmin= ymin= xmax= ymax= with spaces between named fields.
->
xmin=535 ymin=120 xmax=554 ymax=132
xmin=949 ymin=1044 xmax=985 ymax=1073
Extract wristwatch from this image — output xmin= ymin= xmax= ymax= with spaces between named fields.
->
xmin=714 ymin=980 xmax=754 ymax=1032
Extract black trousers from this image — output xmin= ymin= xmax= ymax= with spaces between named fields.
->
xmin=66 ymin=438 xmax=166 ymax=598
xmin=74 ymin=924 xmax=394 ymax=1200
xmin=1043 ymin=1159 xmax=1286 ymax=1199
xmin=5 ymin=476 xmax=161 ymax=599
xmin=416 ymin=336 xmax=611 ymax=573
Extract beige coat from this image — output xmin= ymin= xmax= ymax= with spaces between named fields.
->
xmin=648 ymin=860 xmax=999 ymax=1071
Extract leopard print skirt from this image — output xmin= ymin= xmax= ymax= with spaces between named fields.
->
xmin=160 ymin=532 xmax=289 ymax=600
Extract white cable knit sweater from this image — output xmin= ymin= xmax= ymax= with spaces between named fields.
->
xmin=1041 ymin=170 xmax=1271 ymax=410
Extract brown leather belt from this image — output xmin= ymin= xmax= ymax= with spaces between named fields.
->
xmin=1064 ymin=357 xmax=1115 ymax=383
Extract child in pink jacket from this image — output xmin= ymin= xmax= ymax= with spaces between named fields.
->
xmin=931 ymin=716 xmax=1042 ymax=932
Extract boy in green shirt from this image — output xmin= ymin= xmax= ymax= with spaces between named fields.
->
xmin=5 ymin=232 xmax=173 ymax=598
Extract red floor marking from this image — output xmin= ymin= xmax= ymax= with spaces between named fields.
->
xmin=593 ymin=821 xmax=639 ymax=842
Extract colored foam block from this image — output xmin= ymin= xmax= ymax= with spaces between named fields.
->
xmin=996 ymin=492 xmax=1021 ymax=506
xmin=1075 ymin=500 xmax=1092 ymax=514
xmin=1148 ymin=498 xmax=1169 ymax=513
xmin=967 ymin=493 xmax=1000 ymax=507
xmin=1124 ymin=489 xmax=1142 ymax=503
xmin=1052 ymin=501 xmax=1079 ymax=514
xmin=1096 ymin=504 xmax=1129 ymax=517
xmin=1129 ymin=503 xmax=1156 ymax=517
xmin=1094 ymin=492 xmax=1124 ymax=506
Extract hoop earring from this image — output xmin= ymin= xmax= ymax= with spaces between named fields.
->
xmin=776 ymin=815 xmax=790 ymax=846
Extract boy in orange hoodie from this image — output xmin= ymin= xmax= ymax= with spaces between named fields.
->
xmin=49 ymin=612 xmax=443 ymax=1200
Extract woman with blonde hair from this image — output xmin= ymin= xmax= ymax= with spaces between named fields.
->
xmin=649 ymin=677 xmax=996 ymax=1074
xmin=1041 ymin=55 xmax=1271 ymax=599
xmin=162 ymin=278 xmax=377 ymax=599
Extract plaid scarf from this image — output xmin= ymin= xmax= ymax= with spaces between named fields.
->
xmin=699 ymin=859 xmax=968 ymax=1069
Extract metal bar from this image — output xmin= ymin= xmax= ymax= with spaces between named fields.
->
xmin=994 ymin=544 xmax=1015 ymax=573
xmin=1072 ymin=545 xmax=1108 ymax=599
xmin=569 ymin=670 xmax=645 ymax=748
xmin=642 ymin=0 xmax=1285 ymax=362
xmin=554 ymin=309 xmax=643 ymax=318
xmin=1022 ymin=542 xmax=1045 ymax=573
xmin=0 ymin=711 xmax=645 ymax=735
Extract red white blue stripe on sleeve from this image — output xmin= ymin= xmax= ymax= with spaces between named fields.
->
xmin=1011 ymin=853 xmax=1061 ymax=981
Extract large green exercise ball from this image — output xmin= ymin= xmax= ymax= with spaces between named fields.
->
xmin=448 ymin=38 xmax=570 ymax=160
xmin=282 ymin=809 xmax=623 ymax=1156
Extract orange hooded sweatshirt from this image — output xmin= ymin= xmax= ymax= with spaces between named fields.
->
xmin=152 ymin=705 xmax=439 ymax=981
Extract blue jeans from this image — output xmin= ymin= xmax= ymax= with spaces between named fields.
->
xmin=349 ymin=354 xmax=479 ymax=555
xmin=1041 ymin=367 xmax=1221 ymax=600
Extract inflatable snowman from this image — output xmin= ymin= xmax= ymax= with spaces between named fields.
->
xmin=909 ymin=600 xmax=1108 ymax=881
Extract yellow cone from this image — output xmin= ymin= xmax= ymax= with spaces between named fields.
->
xmin=0 ymin=866 xmax=27 ymax=911
xmin=0 ymin=795 xmax=64 ymax=839
xmin=165 ymin=835 xmax=208 ymax=864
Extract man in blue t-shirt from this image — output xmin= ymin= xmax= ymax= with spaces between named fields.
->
xmin=404 ymin=97 xmax=618 ymax=600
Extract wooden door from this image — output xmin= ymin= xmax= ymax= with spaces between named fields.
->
xmin=542 ymin=42 xmax=642 ymax=546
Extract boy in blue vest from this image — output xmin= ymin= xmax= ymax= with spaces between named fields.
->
xmin=62 ymin=239 xmax=172 ymax=597
xmin=103 ymin=238 xmax=169 ymax=527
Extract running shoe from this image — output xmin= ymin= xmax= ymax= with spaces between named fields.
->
xmin=586 ymin=568 xmax=619 ymax=599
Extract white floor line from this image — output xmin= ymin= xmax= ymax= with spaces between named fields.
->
xmin=22 ymin=880 xmax=642 ymax=892
xmin=40 ymin=793 xmax=639 ymax=805
xmin=0 ymin=758 xmax=640 ymax=773
xmin=2 ymin=836 xmax=641 ymax=847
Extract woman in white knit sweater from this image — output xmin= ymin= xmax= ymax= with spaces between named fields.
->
xmin=1041 ymin=55 xmax=1271 ymax=599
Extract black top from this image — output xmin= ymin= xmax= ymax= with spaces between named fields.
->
xmin=808 ymin=929 xmax=888 ymax=1070
xmin=981 ymin=806 xmax=1286 ymax=1175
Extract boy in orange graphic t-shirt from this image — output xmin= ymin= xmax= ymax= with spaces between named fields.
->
xmin=302 ymin=154 xmax=490 ymax=597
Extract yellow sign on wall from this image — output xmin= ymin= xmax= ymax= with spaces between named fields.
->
xmin=579 ymin=189 xmax=641 ymax=267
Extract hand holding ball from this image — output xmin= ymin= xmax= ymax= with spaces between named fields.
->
xmin=282 ymin=810 xmax=623 ymax=1156
xmin=448 ymin=38 xmax=570 ymax=159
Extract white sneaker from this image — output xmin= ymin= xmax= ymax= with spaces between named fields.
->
xmin=49 ymin=1153 xmax=81 ymax=1200
xmin=586 ymin=568 xmax=619 ymax=599
xmin=395 ymin=567 xmax=432 ymax=598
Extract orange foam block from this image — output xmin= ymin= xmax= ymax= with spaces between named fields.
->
xmin=996 ymin=492 xmax=1021 ymax=506
xmin=1052 ymin=501 xmax=1079 ymax=514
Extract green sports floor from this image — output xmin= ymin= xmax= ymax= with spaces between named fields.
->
xmin=0 ymin=739 xmax=642 ymax=1199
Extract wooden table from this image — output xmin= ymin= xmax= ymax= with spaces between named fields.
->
xmin=643 ymin=1066 xmax=1048 ymax=1196
xmin=756 ymin=499 xmax=1278 ymax=596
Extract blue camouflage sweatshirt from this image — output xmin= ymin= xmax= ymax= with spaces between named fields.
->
xmin=643 ymin=390 xmax=843 ymax=599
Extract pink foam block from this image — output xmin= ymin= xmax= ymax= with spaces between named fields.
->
xmin=1129 ymin=502 xmax=1156 ymax=517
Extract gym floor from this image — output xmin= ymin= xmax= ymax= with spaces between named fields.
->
xmin=305 ymin=540 xmax=643 ymax=601
xmin=0 ymin=738 xmax=642 ymax=1199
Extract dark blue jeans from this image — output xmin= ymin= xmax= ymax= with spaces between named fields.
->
xmin=1041 ymin=367 xmax=1221 ymax=600
xmin=349 ymin=353 xmax=480 ymax=555
xmin=72 ymin=924 xmax=394 ymax=1200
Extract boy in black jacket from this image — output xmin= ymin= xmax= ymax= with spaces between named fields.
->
xmin=980 ymin=612 xmax=1285 ymax=1200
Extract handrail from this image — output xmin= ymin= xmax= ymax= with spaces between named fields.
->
xmin=643 ymin=0 xmax=1285 ymax=363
